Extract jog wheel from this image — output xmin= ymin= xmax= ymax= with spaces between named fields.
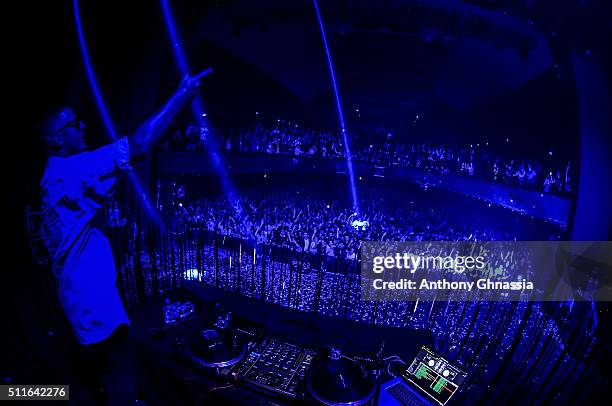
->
xmin=307 ymin=350 xmax=375 ymax=406
xmin=182 ymin=328 xmax=246 ymax=368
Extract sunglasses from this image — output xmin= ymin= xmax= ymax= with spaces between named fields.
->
xmin=56 ymin=118 xmax=82 ymax=134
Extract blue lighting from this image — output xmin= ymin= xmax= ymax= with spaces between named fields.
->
xmin=312 ymin=0 xmax=359 ymax=212
xmin=73 ymin=0 xmax=159 ymax=223
xmin=160 ymin=0 xmax=240 ymax=209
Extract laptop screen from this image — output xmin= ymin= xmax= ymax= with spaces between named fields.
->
xmin=402 ymin=347 xmax=467 ymax=405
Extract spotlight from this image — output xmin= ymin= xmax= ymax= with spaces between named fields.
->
xmin=313 ymin=0 xmax=358 ymax=211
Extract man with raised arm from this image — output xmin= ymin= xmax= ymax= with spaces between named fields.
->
xmin=38 ymin=69 xmax=211 ymax=402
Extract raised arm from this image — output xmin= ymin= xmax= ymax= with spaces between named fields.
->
xmin=128 ymin=68 xmax=212 ymax=158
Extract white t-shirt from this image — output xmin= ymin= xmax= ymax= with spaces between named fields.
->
xmin=41 ymin=137 xmax=131 ymax=345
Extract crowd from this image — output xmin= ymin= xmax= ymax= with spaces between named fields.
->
xmin=164 ymin=118 xmax=573 ymax=195
xmin=169 ymin=179 xmax=560 ymax=260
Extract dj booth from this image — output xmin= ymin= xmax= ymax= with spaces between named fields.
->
xmin=132 ymin=284 xmax=468 ymax=405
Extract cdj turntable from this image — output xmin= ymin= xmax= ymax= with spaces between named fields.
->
xmin=180 ymin=328 xmax=246 ymax=370
xmin=307 ymin=348 xmax=376 ymax=406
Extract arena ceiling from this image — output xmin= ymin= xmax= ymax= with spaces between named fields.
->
xmin=186 ymin=0 xmax=553 ymax=108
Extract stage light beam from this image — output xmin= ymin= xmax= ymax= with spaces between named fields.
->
xmin=160 ymin=0 xmax=240 ymax=210
xmin=312 ymin=0 xmax=359 ymax=212
xmin=73 ymin=0 xmax=159 ymax=223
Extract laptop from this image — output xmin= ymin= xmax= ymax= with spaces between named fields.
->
xmin=378 ymin=346 xmax=467 ymax=406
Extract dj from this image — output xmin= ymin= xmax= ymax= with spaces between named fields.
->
xmin=38 ymin=69 xmax=210 ymax=402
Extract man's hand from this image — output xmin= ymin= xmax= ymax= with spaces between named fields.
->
xmin=178 ymin=68 xmax=213 ymax=97
xmin=128 ymin=67 xmax=213 ymax=158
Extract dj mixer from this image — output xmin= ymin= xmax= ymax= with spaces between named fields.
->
xmin=232 ymin=338 xmax=316 ymax=398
